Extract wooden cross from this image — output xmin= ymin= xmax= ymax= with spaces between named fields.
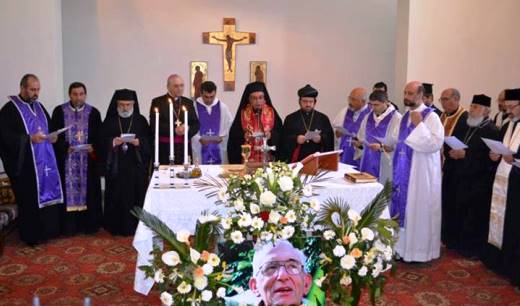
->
xmin=203 ymin=18 xmax=256 ymax=91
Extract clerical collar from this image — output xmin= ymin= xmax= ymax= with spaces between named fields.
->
xmin=445 ymin=106 xmax=462 ymax=117
xmin=167 ymin=92 xmax=180 ymax=102
xmin=353 ymin=104 xmax=368 ymax=115
xmin=68 ymin=101 xmax=86 ymax=112
xmin=301 ymin=109 xmax=315 ymax=116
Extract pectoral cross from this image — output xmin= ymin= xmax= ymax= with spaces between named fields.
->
xmin=75 ymin=130 xmax=84 ymax=142
xmin=399 ymin=150 xmax=406 ymax=158
xmin=44 ymin=165 xmax=52 ymax=177
xmin=175 ymin=119 xmax=182 ymax=127
xmin=207 ymin=157 xmax=215 ymax=165
xmin=203 ymin=18 xmax=256 ymax=91
xmin=206 ymin=129 xmax=215 ymax=137
xmin=347 ymin=136 xmax=354 ymax=147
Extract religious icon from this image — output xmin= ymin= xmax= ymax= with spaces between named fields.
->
xmin=203 ymin=18 xmax=256 ymax=91
xmin=250 ymin=61 xmax=267 ymax=83
xmin=190 ymin=61 xmax=208 ymax=99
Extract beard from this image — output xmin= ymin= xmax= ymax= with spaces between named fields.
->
xmin=403 ymin=99 xmax=416 ymax=107
xmin=466 ymin=115 xmax=484 ymax=127
xmin=118 ymin=108 xmax=134 ymax=118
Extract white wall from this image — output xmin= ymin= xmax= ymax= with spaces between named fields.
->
xmin=0 ymin=0 xmax=63 ymax=172
xmin=403 ymin=0 xmax=520 ymax=113
xmin=61 ymin=0 xmax=397 ymax=121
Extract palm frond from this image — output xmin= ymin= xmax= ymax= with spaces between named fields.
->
xmin=301 ymin=169 xmax=332 ymax=185
xmin=316 ymin=197 xmax=351 ymax=229
xmin=194 ymin=210 xmax=223 ymax=252
xmin=131 ymin=207 xmax=189 ymax=259
xmin=357 ymin=180 xmax=393 ymax=229
xmin=193 ymin=175 xmax=228 ymax=199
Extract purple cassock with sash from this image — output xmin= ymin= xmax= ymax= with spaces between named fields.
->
xmin=9 ymin=95 xmax=63 ymax=208
xmin=340 ymin=107 xmax=370 ymax=166
xmin=360 ymin=110 xmax=396 ymax=178
xmin=62 ymin=102 xmax=92 ymax=211
xmin=391 ymin=107 xmax=433 ymax=226
xmin=196 ymin=101 xmax=221 ymax=164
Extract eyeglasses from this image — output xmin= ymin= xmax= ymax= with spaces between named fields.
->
xmin=438 ymin=97 xmax=452 ymax=102
xmin=258 ymin=260 xmax=303 ymax=277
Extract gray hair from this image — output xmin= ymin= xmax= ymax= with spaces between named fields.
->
xmin=449 ymin=88 xmax=461 ymax=101
xmin=251 ymin=240 xmax=307 ymax=276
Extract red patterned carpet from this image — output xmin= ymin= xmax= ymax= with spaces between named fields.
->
xmin=1 ymin=230 xmax=519 ymax=306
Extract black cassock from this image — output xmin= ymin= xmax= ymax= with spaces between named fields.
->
xmin=101 ymin=113 xmax=151 ymax=236
xmin=482 ymin=121 xmax=520 ymax=287
xmin=441 ymin=110 xmax=469 ymax=249
xmin=149 ymin=94 xmax=200 ymax=165
xmin=51 ymin=103 xmax=103 ymax=235
xmin=451 ymin=118 xmax=499 ymax=257
xmin=0 ymin=100 xmax=62 ymax=245
xmin=281 ymin=110 xmax=334 ymax=162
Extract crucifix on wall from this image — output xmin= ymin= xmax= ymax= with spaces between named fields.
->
xmin=203 ymin=18 xmax=256 ymax=91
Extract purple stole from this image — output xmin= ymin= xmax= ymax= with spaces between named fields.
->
xmin=62 ymin=103 xmax=92 ymax=211
xmin=340 ymin=107 xmax=370 ymax=166
xmin=391 ymin=107 xmax=433 ymax=227
xmin=360 ymin=110 xmax=395 ymax=177
xmin=196 ymin=101 xmax=222 ymax=164
xmin=9 ymin=96 xmax=63 ymax=208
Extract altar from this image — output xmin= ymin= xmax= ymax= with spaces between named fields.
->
xmin=133 ymin=163 xmax=387 ymax=295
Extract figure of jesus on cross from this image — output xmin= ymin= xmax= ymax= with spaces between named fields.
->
xmin=203 ymin=18 xmax=256 ymax=91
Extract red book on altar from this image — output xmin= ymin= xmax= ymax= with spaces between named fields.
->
xmin=299 ymin=150 xmax=343 ymax=175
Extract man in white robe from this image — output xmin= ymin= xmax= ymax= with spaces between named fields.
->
xmin=389 ymin=81 xmax=444 ymax=262
xmin=191 ymin=81 xmax=232 ymax=164
xmin=356 ymin=91 xmax=401 ymax=184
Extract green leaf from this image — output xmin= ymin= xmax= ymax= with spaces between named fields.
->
xmin=357 ymin=180 xmax=393 ymax=229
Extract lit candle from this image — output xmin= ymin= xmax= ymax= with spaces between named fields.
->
xmin=168 ymin=98 xmax=174 ymax=162
xmin=183 ymin=106 xmax=188 ymax=164
xmin=154 ymin=107 xmax=159 ymax=168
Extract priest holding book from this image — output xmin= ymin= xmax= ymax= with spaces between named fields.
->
xmin=281 ymin=84 xmax=334 ymax=162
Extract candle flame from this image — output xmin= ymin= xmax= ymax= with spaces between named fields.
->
xmin=155 ymin=107 xmax=158 ymax=113
xmin=182 ymin=106 xmax=187 ymax=111
xmin=168 ymin=98 xmax=172 ymax=104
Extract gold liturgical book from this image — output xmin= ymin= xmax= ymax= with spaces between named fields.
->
xmin=344 ymin=172 xmax=377 ymax=183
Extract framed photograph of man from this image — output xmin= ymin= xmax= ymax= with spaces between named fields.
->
xmin=190 ymin=61 xmax=208 ymax=99
xmin=250 ymin=61 xmax=267 ymax=84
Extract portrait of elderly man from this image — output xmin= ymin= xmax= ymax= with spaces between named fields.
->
xmin=248 ymin=240 xmax=312 ymax=306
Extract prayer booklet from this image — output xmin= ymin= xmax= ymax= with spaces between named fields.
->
xmin=121 ymin=133 xmax=136 ymax=142
xmin=444 ymin=136 xmax=468 ymax=150
xmin=304 ymin=130 xmax=321 ymax=140
xmin=47 ymin=126 xmax=71 ymax=138
xmin=344 ymin=172 xmax=377 ymax=183
xmin=71 ymin=144 xmax=91 ymax=152
xmin=333 ymin=126 xmax=356 ymax=138
xmin=481 ymin=137 xmax=515 ymax=155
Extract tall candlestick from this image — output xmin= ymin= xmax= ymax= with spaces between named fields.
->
xmin=154 ymin=107 xmax=159 ymax=168
xmin=168 ymin=98 xmax=174 ymax=163
xmin=183 ymin=106 xmax=188 ymax=164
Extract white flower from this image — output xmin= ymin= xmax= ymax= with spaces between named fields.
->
xmin=340 ymin=275 xmax=352 ymax=286
xmin=384 ymin=246 xmax=393 ymax=261
xmin=161 ymin=251 xmax=181 ymax=267
xmin=234 ymin=198 xmax=245 ymax=211
xmin=202 ymin=263 xmax=214 ymax=275
xmin=208 ymin=253 xmax=220 ymax=267
xmin=348 ymin=232 xmax=358 ymax=245
xmin=244 ymin=174 xmax=252 ymax=180
xmin=160 ymin=291 xmax=173 ymax=306
xmin=292 ymin=162 xmax=304 ymax=177
xmin=251 ymin=217 xmax=265 ymax=230
xmin=358 ymin=266 xmax=368 ymax=277
xmin=361 ymin=228 xmax=375 ymax=241
xmin=217 ymin=187 xmax=228 ymax=202
xmin=194 ymin=275 xmax=208 ymax=290
xmin=331 ymin=212 xmax=342 ymax=227
xmin=201 ymin=290 xmax=213 ymax=302
xmin=347 ymin=209 xmax=361 ymax=224
xmin=340 ymin=255 xmax=356 ymax=270
xmin=168 ymin=271 xmax=178 ymax=281
xmin=190 ymin=248 xmax=201 ymax=264
xmin=237 ymin=213 xmax=252 ymax=228
xmin=154 ymin=269 xmax=165 ymax=283
xmin=372 ymin=261 xmax=383 ymax=278
xmin=233 ymin=286 xmax=245 ymax=294
xmin=281 ymin=226 xmax=295 ymax=239
xmin=278 ymin=176 xmax=294 ymax=192
xmin=314 ymin=276 xmax=326 ymax=287
xmin=285 ymin=210 xmax=297 ymax=223
xmin=323 ymin=230 xmax=336 ymax=240
xmin=176 ymin=230 xmax=191 ymax=244
xmin=374 ymin=240 xmax=386 ymax=252
xmin=250 ymin=203 xmax=260 ymax=215
xmin=333 ymin=245 xmax=346 ymax=257
xmin=177 ymin=281 xmax=192 ymax=294
xmin=230 ymin=231 xmax=245 ymax=244
xmin=198 ymin=214 xmax=219 ymax=224
xmin=309 ymin=198 xmax=320 ymax=211
xmin=260 ymin=231 xmax=273 ymax=241
xmin=216 ymin=287 xmax=226 ymax=298
xmin=221 ymin=218 xmax=233 ymax=230
xmin=302 ymin=185 xmax=313 ymax=197
xmin=269 ymin=211 xmax=281 ymax=224
xmin=260 ymin=190 xmax=276 ymax=207
xmin=255 ymin=177 xmax=264 ymax=188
